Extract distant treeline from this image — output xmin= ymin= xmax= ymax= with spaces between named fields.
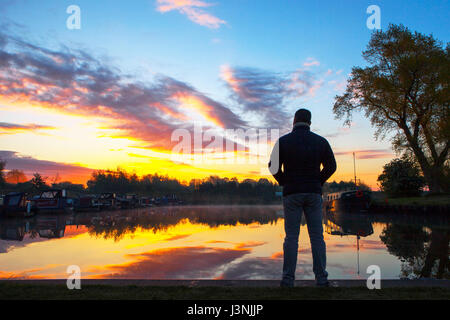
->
xmin=0 ymin=167 xmax=370 ymax=204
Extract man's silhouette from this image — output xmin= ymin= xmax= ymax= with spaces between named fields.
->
xmin=269 ymin=108 xmax=336 ymax=287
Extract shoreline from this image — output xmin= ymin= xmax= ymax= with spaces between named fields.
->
xmin=1 ymin=280 xmax=449 ymax=300
xmin=2 ymin=279 xmax=450 ymax=288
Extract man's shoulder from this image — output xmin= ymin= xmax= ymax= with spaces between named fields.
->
xmin=278 ymin=132 xmax=291 ymax=142
xmin=278 ymin=129 xmax=330 ymax=146
xmin=309 ymin=130 xmax=329 ymax=143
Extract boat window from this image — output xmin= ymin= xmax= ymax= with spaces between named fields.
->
xmin=41 ymin=191 xmax=59 ymax=199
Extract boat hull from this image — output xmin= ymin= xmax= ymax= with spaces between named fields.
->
xmin=324 ymin=190 xmax=371 ymax=213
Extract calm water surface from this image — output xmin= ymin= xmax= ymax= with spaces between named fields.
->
xmin=0 ymin=205 xmax=448 ymax=280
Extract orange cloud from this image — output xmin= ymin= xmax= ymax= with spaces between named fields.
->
xmin=174 ymin=93 xmax=226 ymax=127
xmin=88 ymin=245 xmax=250 ymax=279
xmin=0 ymin=150 xmax=93 ymax=184
xmin=0 ymin=122 xmax=55 ymax=135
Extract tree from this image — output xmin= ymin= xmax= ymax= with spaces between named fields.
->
xmin=380 ymin=223 xmax=449 ymax=279
xmin=5 ymin=169 xmax=27 ymax=184
xmin=334 ymin=24 xmax=449 ymax=193
xmin=30 ymin=173 xmax=47 ymax=190
xmin=324 ymin=180 xmax=371 ymax=193
xmin=0 ymin=159 xmax=5 ymax=187
xmin=377 ymin=157 xmax=425 ymax=197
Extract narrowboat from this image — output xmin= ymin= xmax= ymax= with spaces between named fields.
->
xmin=96 ymin=193 xmax=118 ymax=210
xmin=139 ymin=196 xmax=153 ymax=207
xmin=167 ymin=194 xmax=183 ymax=206
xmin=74 ymin=194 xmax=101 ymax=212
xmin=30 ymin=189 xmax=74 ymax=214
xmin=117 ymin=194 xmax=139 ymax=209
xmin=323 ymin=190 xmax=372 ymax=213
xmin=0 ymin=192 xmax=33 ymax=217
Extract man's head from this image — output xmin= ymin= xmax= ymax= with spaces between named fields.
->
xmin=293 ymin=108 xmax=312 ymax=126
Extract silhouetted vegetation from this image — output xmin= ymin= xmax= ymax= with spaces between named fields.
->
xmin=334 ymin=24 xmax=449 ymax=193
xmin=377 ymin=157 xmax=425 ymax=197
xmin=85 ymin=206 xmax=280 ymax=241
xmin=85 ymin=169 xmax=282 ymax=204
xmin=30 ymin=173 xmax=47 ymax=190
xmin=5 ymin=169 xmax=27 ymax=184
xmin=0 ymin=159 xmax=5 ymax=188
xmin=380 ymin=223 xmax=449 ymax=279
xmin=1 ymin=165 xmax=373 ymax=204
xmin=323 ymin=180 xmax=371 ymax=193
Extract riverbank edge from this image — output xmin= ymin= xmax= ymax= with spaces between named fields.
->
xmin=1 ymin=280 xmax=449 ymax=300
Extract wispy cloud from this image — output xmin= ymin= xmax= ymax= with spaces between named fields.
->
xmin=0 ymin=31 xmax=246 ymax=151
xmin=88 ymin=245 xmax=250 ymax=279
xmin=303 ymin=57 xmax=320 ymax=67
xmin=0 ymin=122 xmax=55 ymax=134
xmin=334 ymin=149 xmax=393 ymax=159
xmin=221 ymin=64 xmax=322 ymax=128
xmin=156 ymin=0 xmax=226 ymax=29
xmin=0 ymin=150 xmax=93 ymax=182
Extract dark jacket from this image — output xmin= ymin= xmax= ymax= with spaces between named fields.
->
xmin=268 ymin=124 xmax=336 ymax=196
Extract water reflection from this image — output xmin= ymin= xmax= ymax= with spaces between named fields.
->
xmin=324 ymin=211 xmax=374 ymax=276
xmin=0 ymin=205 xmax=448 ymax=280
xmin=380 ymin=223 xmax=449 ymax=279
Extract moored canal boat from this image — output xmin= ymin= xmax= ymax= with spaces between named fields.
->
xmin=0 ymin=192 xmax=33 ymax=217
xmin=117 ymin=194 xmax=139 ymax=209
xmin=323 ymin=190 xmax=372 ymax=213
xmin=30 ymin=189 xmax=74 ymax=214
xmin=139 ymin=196 xmax=153 ymax=207
xmin=74 ymin=194 xmax=101 ymax=212
xmin=96 ymin=193 xmax=119 ymax=210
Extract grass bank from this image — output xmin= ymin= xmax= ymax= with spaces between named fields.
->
xmin=1 ymin=283 xmax=449 ymax=300
xmin=372 ymin=193 xmax=450 ymax=206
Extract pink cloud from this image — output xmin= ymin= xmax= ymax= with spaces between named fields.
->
xmin=156 ymin=0 xmax=226 ymax=29
xmin=0 ymin=122 xmax=55 ymax=135
xmin=334 ymin=149 xmax=393 ymax=159
xmin=303 ymin=58 xmax=320 ymax=67
xmin=88 ymin=245 xmax=250 ymax=279
xmin=0 ymin=150 xmax=93 ymax=183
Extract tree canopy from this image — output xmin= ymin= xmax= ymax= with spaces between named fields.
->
xmin=0 ymin=159 xmax=5 ymax=187
xmin=377 ymin=157 xmax=425 ymax=197
xmin=334 ymin=24 xmax=449 ymax=193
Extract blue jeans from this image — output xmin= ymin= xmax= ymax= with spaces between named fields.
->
xmin=282 ymin=193 xmax=328 ymax=285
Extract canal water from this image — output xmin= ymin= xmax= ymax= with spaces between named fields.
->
xmin=0 ymin=205 xmax=448 ymax=280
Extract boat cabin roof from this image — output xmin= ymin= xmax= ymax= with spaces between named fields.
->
xmin=39 ymin=189 xmax=62 ymax=199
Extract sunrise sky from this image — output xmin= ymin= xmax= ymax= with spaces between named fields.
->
xmin=0 ymin=0 xmax=449 ymax=188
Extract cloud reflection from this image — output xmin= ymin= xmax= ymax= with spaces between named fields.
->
xmin=89 ymin=245 xmax=251 ymax=279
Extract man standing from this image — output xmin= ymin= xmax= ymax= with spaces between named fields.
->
xmin=269 ymin=108 xmax=336 ymax=287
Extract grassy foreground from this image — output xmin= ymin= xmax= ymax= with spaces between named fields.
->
xmin=372 ymin=194 xmax=450 ymax=206
xmin=0 ymin=283 xmax=449 ymax=300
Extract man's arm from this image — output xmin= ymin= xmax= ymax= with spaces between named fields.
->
xmin=268 ymin=139 xmax=285 ymax=186
xmin=320 ymin=140 xmax=337 ymax=185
